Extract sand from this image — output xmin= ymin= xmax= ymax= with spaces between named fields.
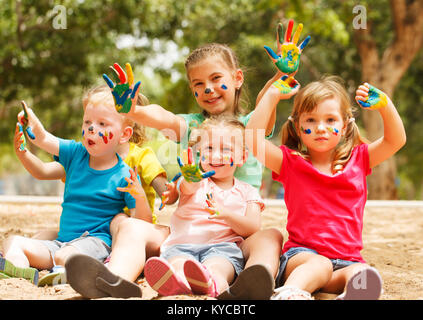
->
xmin=0 ymin=201 xmax=422 ymax=300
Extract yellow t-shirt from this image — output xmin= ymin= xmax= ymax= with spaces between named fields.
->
xmin=123 ymin=143 xmax=167 ymax=223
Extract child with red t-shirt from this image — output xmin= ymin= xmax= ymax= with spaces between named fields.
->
xmin=246 ymin=76 xmax=406 ymax=300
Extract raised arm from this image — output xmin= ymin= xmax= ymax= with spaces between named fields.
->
xmin=103 ymin=62 xmax=187 ymax=142
xmin=246 ymin=77 xmax=300 ymax=174
xmin=126 ymin=104 xmax=187 ymax=142
xmin=355 ymin=83 xmax=406 ymax=168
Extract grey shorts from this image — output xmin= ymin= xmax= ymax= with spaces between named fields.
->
xmin=161 ymin=242 xmax=245 ymax=276
xmin=40 ymin=234 xmax=111 ymax=263
xmin=275 ymin=246 xmax=359 ymax=287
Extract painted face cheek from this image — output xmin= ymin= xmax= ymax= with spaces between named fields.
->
xmin=221 ymin=84 xmax=228 ymax=90
xmin=195 ymin=92 xmax=198 ymax=97
xmin=327 ymin=126 xmax=339 ymax=135
xmin=301 ymin=126 xmax=312 ymax=134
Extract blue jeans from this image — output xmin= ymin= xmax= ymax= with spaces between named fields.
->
xmin=275 ymin=246 xmax=358 ymax=287
xmin=161 ymin=242 xmax=244 ymax=276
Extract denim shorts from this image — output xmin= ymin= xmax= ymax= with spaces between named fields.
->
xmin=161 ymin=242 xmax=245 ymax=276
xmin=275 ymin=246 xmax=359 ymax=287
xmin=39 ymin=232 xmax=111 ymax=263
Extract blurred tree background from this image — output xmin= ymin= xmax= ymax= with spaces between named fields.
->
xmin=1 ymin=0 xmax=422 ymax=199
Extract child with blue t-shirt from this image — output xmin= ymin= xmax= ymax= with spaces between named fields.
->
xmin=1 ymin=86 xmax=150 ymax=285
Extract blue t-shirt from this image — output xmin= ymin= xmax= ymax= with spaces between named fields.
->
xmin=56 ymin=139 xmax=136 ymax=246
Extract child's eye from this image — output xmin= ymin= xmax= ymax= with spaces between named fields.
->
xmin=193 ymin=82 xmax=203 ymax=87
xmin=327 ymin=118 xmax=335 ymax=123
xmin=84 ymin=120 xmax=91 ymax=125
xmin=212 ymin=75 xmax=221 ymax=81
xmin=306 ymin=118 xmax=314 ymax=123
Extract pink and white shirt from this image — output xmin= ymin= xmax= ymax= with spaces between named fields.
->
xmin=161 ymin=178 xmax=265 ymax=252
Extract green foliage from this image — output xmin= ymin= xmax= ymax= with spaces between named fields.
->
xmin=0 ymin=0 xmax=422 ymax=198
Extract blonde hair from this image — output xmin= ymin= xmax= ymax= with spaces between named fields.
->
xmin=82 ymin=85 xmax=147 ymax=146
xmin=184 ymin=43 xmax=248 ymax=116
xmin=281 ymin=75 xmax=368 ymax=174
xmin=189 ymin=114 xmax=246 ymax=153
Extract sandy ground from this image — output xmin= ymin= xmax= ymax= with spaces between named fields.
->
xmin=0 ymin=201 xmax=422 ymax=300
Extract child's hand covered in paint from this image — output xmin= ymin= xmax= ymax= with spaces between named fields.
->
xmin=117 ymin=167 xmax=145 ymax=199
xmin=355 ymin=83 xmax=388 ymax=110
xmin=14 ymin=123 xmax=27 ymax=152
xmin=17 ymin=105 xmax=45 ymax=140
xmin=264 ymin=19 xmax=311 ymax=75
xmin=159 ymin=172 xmax=181 ymax=210
xmin=205 ymin=193 xmax=226 ymax=220
xmin=271 ymin=75 xmax=300 ymax=99
xmin=103 ymin=62 xmax=141 ymax=114
xmin=177 ymin=148 xmax=215 ymax=183
xmin=19 ymin=101 xmax=35 ymax=140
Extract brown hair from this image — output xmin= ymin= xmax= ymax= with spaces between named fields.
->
xmin=189 ymin=114 xmax=246 ymax=160
xmin=82 ymin=85 xmax=147 ymax=146
xmin=184 ymin=43 xmax=248 ymax=116
xmin=281 ymin=75 xmax=368 ymax=174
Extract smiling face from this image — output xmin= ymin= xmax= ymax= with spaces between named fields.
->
xmin=188 ymin=56 xmax=243 ymax=115
xmin=297 ymin=97 xmax=346 ymax=154
xmin=197 ymin=125 xmax=246 ymax=180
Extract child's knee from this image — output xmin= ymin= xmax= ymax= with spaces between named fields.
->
xmin=4 ymin=235 xmax=26 ymax=251
xmin=310 ymin=255 xmax=333 ymax=280
xmin=53 ymin=246 xmax=79 ymax=266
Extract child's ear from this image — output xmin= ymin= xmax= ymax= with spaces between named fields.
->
xmin=234 ymin=69 xmax=244 ymax=89
xmin=120 ymin=126 xmax=133 ymax=144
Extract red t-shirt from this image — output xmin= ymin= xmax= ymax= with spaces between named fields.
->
xmin=272 ymin=144 xmax=371 ymax=262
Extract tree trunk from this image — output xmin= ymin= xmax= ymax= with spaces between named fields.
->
xmin=353 ymin=0 xmax=423 ymax=199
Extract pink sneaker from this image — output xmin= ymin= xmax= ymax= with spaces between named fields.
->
xmin=144 ymin=257 xmax=192 ymax=296
xmin=183 ymin=259 xmax=218 ymax=297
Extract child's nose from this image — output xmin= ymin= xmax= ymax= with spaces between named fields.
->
xmin=316 ymin=123 xmax=326 ymax=132
xmin=88 ymin=125 xmax=95 ymax=133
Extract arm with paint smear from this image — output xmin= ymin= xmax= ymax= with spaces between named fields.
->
xmin=14 ymin=124 xmax=65 ymax=180
xmin=103 ymin=62 xmax=187 ymax=142
xmin=355 ymin=83 xmax=406 ymax=168
xmin=246 ymin=79 xmax=301 ymax=174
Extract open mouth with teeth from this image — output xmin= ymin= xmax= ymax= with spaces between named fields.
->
xmin=204 ymin=96 xmax=222 ymax=104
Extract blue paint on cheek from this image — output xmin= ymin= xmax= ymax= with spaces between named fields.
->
xmin=195 ymin=92 xmax=198 ymax=97
xmin=98 ymin=132 xmax=104 ymax=137
xmin=82 ymin=130 xmax=85 ymax=137
xmin=221 ymin=84 xmax=227 ymax=90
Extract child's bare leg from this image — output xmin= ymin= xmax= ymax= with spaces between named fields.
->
xmin=3 ymin=235 xmax=53 ymax=270
xmin=31 ymin=229 xmax=59 ymax=240
xmin=240 ymin=228 xmax=282 ymax=277
xmin=109 ymin=213 xmax=128 ymax=250
xmin=283 ymin=252 xmax=333 ymax=293
xmin=107 ymin=218 xmax=169 ymax=281
xmin=321 ymin=263 xmax=372 ymax=294
xmin=203 ymin=256 xmax=235 ymax=294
